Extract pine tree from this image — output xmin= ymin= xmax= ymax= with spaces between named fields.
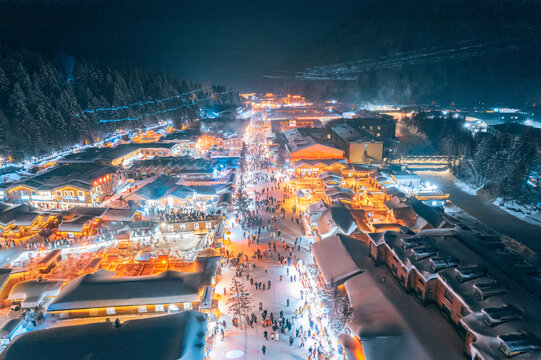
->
xmin=322 ymin=282 xmax=353 ymax=336
xmin=0 ymin=66 xmax=9 ymax=93
xmin=234 ymin=142 xmax=250 ymax=218
xmin=226 ymin=277 xmax=253 ymax=325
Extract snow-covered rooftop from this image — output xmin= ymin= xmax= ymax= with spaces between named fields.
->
xmin=0 ymin=311 xmax=207 ymax=360
xmin=312 ymin=234 xmax=364 ymax=285
xmin=371 ymin=228 xmax=541 ymax=359
xmin=48 ymin=255 xmax=220 ymax=311
xmin=8 ymin=279 xmax=64 ymax=308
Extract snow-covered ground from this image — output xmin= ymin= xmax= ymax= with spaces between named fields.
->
xmin=0 ymin=173 xmax=21 ymax=184
xmin=454 ymin=179 xmax=481 ymax=196
xmin=492 ymin=198 xmax=541 ymax=226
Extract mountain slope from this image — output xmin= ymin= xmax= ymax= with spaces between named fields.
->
xmin=279 ymin=0 xmax=541 ymax=104
xmin=0 ymin=47 xmax=237 ymax=158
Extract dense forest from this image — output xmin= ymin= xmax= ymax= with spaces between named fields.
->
xmin=0 ymin=47 xmax=238 ymax=159
xmin=403 ymin=113 xmax=541 ymax=198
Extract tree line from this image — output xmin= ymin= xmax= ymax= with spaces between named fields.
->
xmin=0 ymin=47 xmax=238 ymax=159
xmin=403 ymin=113 xmax=540 ymax=197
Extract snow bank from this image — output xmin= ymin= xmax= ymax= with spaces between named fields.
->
xmin=0 ymin=173 xmax=20 ymax=184
xmin=454 ymin=179 xmax=481 ymax=196
xmin=493 ymin=198 xmax=541 ymax=226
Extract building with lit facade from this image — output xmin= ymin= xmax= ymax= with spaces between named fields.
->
xmin=291 ymin=159 xmax=348 ymax=178
xmin=327 ymin=122 xmax=384 ymax=163
xmin=46 ymin=254 xmax=219 ymax=319
xmin=0 ymin=203 xmax=58 ymax=241
xmin=125 ymin=175 xmax=232 ymax=213
xmin=284 ymin=128 xmax=345 ymax=161
xmin=58 ymin=143 xmax=181 ymax=168
xmin=128 ymin=156 xmax=237 ymax=181
xmin=4 ymin=164 xmax=125 ymax=209
xmin=161 ymin=129 xmax=200 ymax=156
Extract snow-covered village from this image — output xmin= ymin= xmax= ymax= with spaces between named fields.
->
xmin=0 ymin=1 xmax=540 ymax=359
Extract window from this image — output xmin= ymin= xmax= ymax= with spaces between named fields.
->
xmin=64 ymin=191 xmax=69 ymax=196
xmin=206 ymin=222 xmax=212 ymax=229
xmin=419 ymin=278 xmax=425 ymax=285
xmin=461 ymin=306 xmax=470 ymax=318
xmin=194 ymin=222 xmax=200 ymax=230
xmin=441 ymin=303 xmax=451 ymax=319
xmin=69 ymin=191 xmax=74 ymax=197
xmin=370 ymin=126 xmax=373 ymax=130
xmin=391 ymin=264 xmax=398 ymax=275
xmin=56 ymin=191 xmax=62 ymax=197
xmin=183 ymin=302 xmax=193 ymax=310
xmin=179 ymin=223 xmax=186 ymax=230
xmin=377 ymin=126 xmax=381 ymax=130
xmin=444 ymin=288 xmax=454 ymax=304
xmin=78 ymin=191 xmax=84 ymax=197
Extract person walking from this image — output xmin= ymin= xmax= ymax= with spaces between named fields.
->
xmin=264 ymin=330 xmax=268 ymax=340
xmin=287 ymin=298 xmax=290 ymax=307
xmin=262 ymin=345 xmax=266 ymax=355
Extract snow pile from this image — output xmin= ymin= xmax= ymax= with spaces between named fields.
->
xmin=493 ymin=198 xmax=541 ymax=226
xmin=454 ymin=179 xmax=481 ymax=195
xmin=0 ymin=173 xmax=20 ymax=184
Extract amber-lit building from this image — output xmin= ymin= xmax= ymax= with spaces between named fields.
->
xmin=0 ymin=203 xmax=58 ymax=241
xmin=46 ymin=254 xmax=220 ymax=319
xmin=4 ymin=164 xmax=125 ymax=209
xmin=284 ymin=128 xmax=345 ymax=161
xmin=291 ymin=159 xmax=348 ymax=178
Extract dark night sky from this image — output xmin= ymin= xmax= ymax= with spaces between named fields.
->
xmin=1 ymin=0 xmax=540 ymax=103
xmin=0 ymin=0 xmax=364 ymax=84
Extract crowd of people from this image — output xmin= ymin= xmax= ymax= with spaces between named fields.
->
xmin=209 ymin=117 xmax=344 ymax=359
xmin=157 ymin=208 xmax=217 ymax=223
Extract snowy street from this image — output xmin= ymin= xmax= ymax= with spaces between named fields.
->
xmin=207 ymin=118 xmax=466 ymax=360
